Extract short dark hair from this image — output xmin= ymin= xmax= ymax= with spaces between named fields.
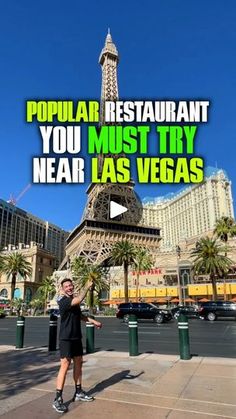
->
xmin=61 ymin=278 xmax=73 ymax=287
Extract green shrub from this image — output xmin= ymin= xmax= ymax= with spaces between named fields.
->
xmin=102 ymin=308 xmax=116 ymax=316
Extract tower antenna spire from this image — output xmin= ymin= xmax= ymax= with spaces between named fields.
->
xmin=99 ymin=30 xmax=119 ymax=124
xmin=97 ymin=30 xmax=119 ymax=171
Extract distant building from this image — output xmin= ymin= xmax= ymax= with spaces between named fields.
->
xmin=142 ymin=168 xmax=234 ymax=249
xmin=0 ymin=199 xmax=68 ymax=266
xmin=0 ymin=242 xmax=56 ymax=302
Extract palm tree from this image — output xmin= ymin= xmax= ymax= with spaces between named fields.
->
xmin=11 ymin=298 xmax=24 ymax=316
xmin=0 ymin=252 xmax=32 ymax=300
xmin=191 ymin=237 xmax=233 ymax=300
xmin=111 ymin=241 xmax=136 ymax=303
xmin=71 ymin=257 xmax=108 ymax=314
xmin=0 ymin=255 xmax=5 ymax=289
xmin=132 ymin=247 xmax=153 ymax=301
xmin=214 ymin=216 xmax=236 ymax=244
xmin=214 ymin=216 xmax=236 ymax=299
xmin=29 ymin=298 xmax=44 ymax=316
xmin=37 ymin=275 xmax=55 ymax=314
xmin=0 ymin=255 xmax=4 ymax=271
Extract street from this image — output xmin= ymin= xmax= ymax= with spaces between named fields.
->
xmin=1 ymin=316 xmax=236 ymax=358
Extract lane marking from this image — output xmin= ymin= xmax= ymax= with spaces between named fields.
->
xmin=31 ymin=387 xmax=236 ymax=407
xmin=104 ymin=388 xmax=236 ymax=407
xmin=113 ymin=331 xmax=160 ymax=335
xmin=95 ymin=396 xmax=236 ymax=418
xmin=32 ymin=388 xmax=54 ymax=392
xmin=137 ymin=326 xmax=171 ymax=330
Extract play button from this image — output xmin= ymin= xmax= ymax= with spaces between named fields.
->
xmin=110 ymin=201 xmax=128 ymax=219
xmin=90 ymin=183 xmax=143 ymax=225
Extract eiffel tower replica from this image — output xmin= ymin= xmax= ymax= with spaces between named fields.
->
xmin=59 ymin=31 xmax=161 ymax=274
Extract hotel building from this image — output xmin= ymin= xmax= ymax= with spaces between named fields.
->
xmin=0 ymin=242 xmax=56 ymax=302
xmin=142 ymin=167 xmax=234 ymax=250
xmin=0 ymin=199 xmax=68 ymax=266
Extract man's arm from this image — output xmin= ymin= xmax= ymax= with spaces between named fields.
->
xmin=81 ymin=313 xmax=102 ymax=329
xmin=71 ymin=280 xmax=93 ymax=306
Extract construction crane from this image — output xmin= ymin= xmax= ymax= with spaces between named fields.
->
xmin=7 ymin=183 xmax=31 ymax=206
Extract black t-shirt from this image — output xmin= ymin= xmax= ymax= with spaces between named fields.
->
xmin=58 ymin=295 xmax=82 ymax=341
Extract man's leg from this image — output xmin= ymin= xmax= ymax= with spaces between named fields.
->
xmin=53 ymin=357 xmax=71 ymax=413
xmin=73 ymin=355 xmax=83 ymax=387
xmin=57 ymin=357 xmax=71 ymax=391
xmin=53 ymin=340 xmax=72 ymax=413
xmin=72 ymin=342 xmax=94 ymax=402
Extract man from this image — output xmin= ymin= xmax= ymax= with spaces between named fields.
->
xmin=53 ymin=278 xmax=102 ymax=413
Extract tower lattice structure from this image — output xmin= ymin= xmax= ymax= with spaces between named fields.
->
xmin=58 ymin=31 xmax=161 ymax=275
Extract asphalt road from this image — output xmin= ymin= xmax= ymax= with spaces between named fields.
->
xmin=1 ymin=316 xmax=236 ymax=358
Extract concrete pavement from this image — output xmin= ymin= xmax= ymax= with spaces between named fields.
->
xmin=0 ymin=345 xmax=236 ymax=418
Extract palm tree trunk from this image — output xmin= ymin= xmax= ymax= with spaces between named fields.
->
xmin=223 ymin=277 xmax=227 ymax=301
xmin=44 ymin=293 xmax=48 ymax=315
xmin=211 ymin=275 xmax=217 ymax=301
xmin=224 ymin=244 xmax=227 ymax=301
xmin=124 ymin=261 xmax=129 ymax=303
xmin=89 ymin=286 xmax=95 ymax=315
xmin=11 ymin=274 xmax=16 ymax=300
xmin=136 ymin=272 xmax=140 ymax=302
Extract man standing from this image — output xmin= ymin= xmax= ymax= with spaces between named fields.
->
xmin=53 ymin=278 xmax=102 ymax=413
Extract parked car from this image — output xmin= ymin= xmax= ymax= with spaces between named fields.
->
xmin=81 ymin=309 xmax=90 ymax=316
xmin=198 ymin=301 xmax=236 ymax=321
xmin=171 ymin=305 xmax=199 ymax=320
xmin=47 ymin=308 xmax=60 ymax=317
xmin=116 ymin=302 xmax=172 ymax=324
xmin=3 ymin=308 xmax=11 ymax=316
xmin=0 ymin=310 xmax=6 ymax=319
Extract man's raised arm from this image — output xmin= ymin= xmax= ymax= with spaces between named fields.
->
xmin=71 ymin=280 xmax=93 ymax=306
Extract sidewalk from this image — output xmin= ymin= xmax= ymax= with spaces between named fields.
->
xmin=0 ymin=345 xmax=236 ymax=418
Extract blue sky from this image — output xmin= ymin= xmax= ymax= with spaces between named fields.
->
xmin=0 ymin=0 xmax=235 ymax=231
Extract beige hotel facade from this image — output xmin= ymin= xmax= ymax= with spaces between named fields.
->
xmin=142 ymin=167 xmax=234 ymax=250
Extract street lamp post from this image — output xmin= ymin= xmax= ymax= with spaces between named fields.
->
xmin=176 ymin=245 xmax=183 ymax=305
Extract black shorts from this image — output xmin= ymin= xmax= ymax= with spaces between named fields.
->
xmin=59 ymin=339 xmax=84 ymax=359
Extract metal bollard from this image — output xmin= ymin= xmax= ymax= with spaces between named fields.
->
xmin=86 ymin=315 xmax=94 ymax=354
xmin=129 ymin=314 xmax=138 ymax=356
xmin=48 ymin=313 xmax=58 ymax=352
xmin=16 ymin=316 xmax=25 ymax=349
xmin=178 ymin=313 xmax=191 ymax=360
